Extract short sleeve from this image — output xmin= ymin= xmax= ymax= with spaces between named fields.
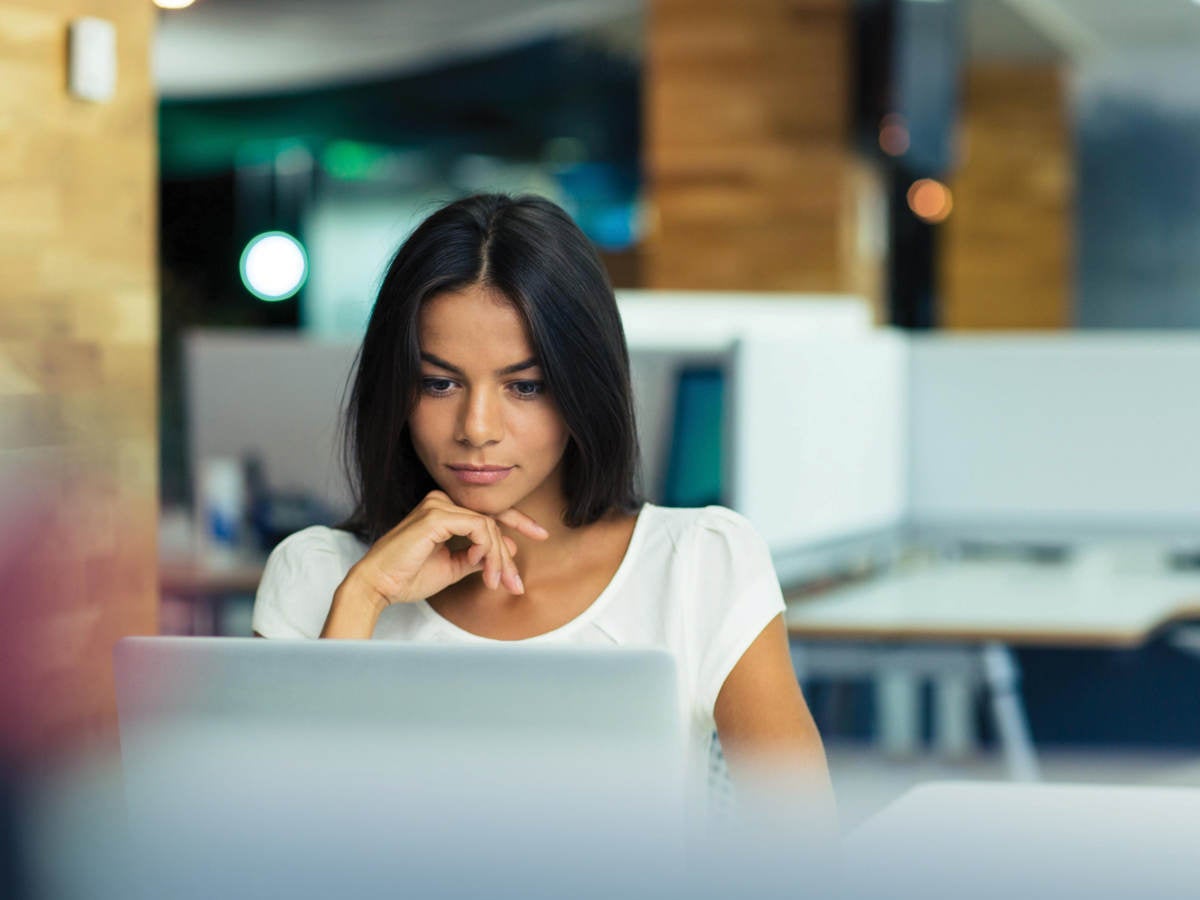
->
xmin=252 ymin=527 xmax=357 ymax=639
xmin=689 ymin=507 xmax=787 ymax=718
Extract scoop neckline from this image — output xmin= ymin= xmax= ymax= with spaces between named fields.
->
xmin=415 ymin=503 xmax=654 ymax=643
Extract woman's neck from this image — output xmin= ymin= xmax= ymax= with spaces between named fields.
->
xmin=499 ymin=473 xmax=638 ymax=588
xmin=502 ymin=486 xmax=578 ymax=585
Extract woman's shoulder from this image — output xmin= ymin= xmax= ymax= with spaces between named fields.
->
xmin=640 ymin=503 xmax=763 ymax=547
xmin=265 ymin=524 xmax=370 ymax=569
xmin=635 ymin=504 xmax=775 ymax=588
xmin=255 ymin=526 xmax=369 ymax=639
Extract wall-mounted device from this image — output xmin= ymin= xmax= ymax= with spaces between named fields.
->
xmin=68 ymin=17 xmax=117 ymax=102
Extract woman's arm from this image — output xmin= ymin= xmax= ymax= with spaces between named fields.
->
xmin=320 ymin=569 xmax=389 ymax=638
xmin=713 ymin=614 xmax=837 ymax=828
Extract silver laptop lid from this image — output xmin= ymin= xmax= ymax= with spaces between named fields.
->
xmin=115 ymin=637 xmax=686 ymax=826
xmin=115 ymin=636 xmax=680 ymax=738
xmin=109 ymin=637 xmax=690 ymax=898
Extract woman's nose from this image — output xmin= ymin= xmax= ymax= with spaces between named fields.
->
xmin=456 ymin=388 xmax=504 ymax=447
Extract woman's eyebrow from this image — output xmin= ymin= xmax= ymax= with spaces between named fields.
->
xmin=496 ymin=357 xmax=540 ymax=375
xmin=420 ymin=352 xmax=539 ymax=376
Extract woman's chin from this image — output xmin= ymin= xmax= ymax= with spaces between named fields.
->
xmin=440 ymin=485 xmax=514 ymax=516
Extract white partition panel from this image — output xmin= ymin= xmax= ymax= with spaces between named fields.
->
xmin=730 ymin=332 xmax=908 ymax=554
xmin=185 ymin=331 xmax=359 ymax=516
xmin=620 ymin=291 xmax=873 ymax=505
xmin=909 ymin=334 xmax=1200 ymax=533
xmin=617 ymin=290 xmax=871 ymax=352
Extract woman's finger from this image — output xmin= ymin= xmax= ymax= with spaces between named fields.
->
xmin=481 ymin=517 xmax=510 ymax=593
xmin=493 ymin=519 xmax=524 ymax=594
xmin=494 ymin=507 xmax=549 ymax=540
xmin=482 ymin=524 xmax=502 ymax=589
xmin=423 ymin=510 xmax=499 ymax=580
xmin=415 ymin=505 xmax=526 ymax=593
xmin=486 ymin=517 xmax=512 ymax=592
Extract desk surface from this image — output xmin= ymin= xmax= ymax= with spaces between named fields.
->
xmin=785 ymin=560 xmax=1200 ymax=647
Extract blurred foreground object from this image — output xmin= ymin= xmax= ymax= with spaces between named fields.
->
xmin=24 ymin=637 xmax=837 ymax=900
xmin=0 ymin=470 xmax=153 ymax=899
xmin=0 ymin=472 xmax=153 ymax=773
xmin=27 ymin=743 xmax=838 ymax=900
xmin=846 ymin=781 xmax=1200 ymax=900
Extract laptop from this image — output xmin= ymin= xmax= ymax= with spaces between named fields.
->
xmin=110 ymin=633 xmax=700 ymax=900
xmin=114 ymin=637 xmax=687 ymax=861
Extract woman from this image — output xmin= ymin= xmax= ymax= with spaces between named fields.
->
xmin=253 ymin=193 xmax=833 ymax=815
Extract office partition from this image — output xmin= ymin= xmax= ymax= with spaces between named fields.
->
xmin=908 ymin=333 xmax=1200 ymax=539
xmin=184 ymin=331 xmax=358 ymax=517
xmin=729 ymin=332 xmax=909 ymax=564
xmin=619 ymin=294 xmax=873 ymax=513
xmin=616 ymin=290 xmax=872 ymax=351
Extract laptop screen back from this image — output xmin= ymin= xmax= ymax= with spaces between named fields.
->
xmin=114 ymin=637 xmax=685 ymax=824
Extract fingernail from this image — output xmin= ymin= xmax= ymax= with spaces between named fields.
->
xmin=514 ymin=573 xmax=525 ymax=593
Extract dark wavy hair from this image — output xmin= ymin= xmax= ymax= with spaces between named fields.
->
xmin=338 ymin=193 xmax=642 ymax=544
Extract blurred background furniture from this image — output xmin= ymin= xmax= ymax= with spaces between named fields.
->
xmin=788 ymin=557 xmax=1200 ymax=780
xmin=159 ymin=557 xmax=267 ymax=637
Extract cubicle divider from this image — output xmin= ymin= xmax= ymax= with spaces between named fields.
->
xmin=615 ymin=290 xmax=873 ymax=349
xmin=184 ymin=330 xmax=359 ymax=520
xmin=730 ymin=332 xmax=909 ymax=582
xmin=908 ymin=333 xmax=1200 ymax=543
xmin=618 ymin=291 xmax=909 ymax=579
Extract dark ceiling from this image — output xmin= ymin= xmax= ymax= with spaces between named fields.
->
xmin=159 ymin=36 xmax=640 ymax=178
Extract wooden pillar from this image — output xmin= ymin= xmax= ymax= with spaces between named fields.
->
xmin=940 ymin=65 xmax=1073 ymax=329
xmin=0 ymin=0 xmax=158 ymax=767
xmin=644 ymin=0 xmax=881 ymax=306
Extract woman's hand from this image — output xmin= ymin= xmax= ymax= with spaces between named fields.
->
xmin=359 ymin=490 xmax=548 ymax=605
xmin=321 ymin=491 xmax=549 ymax=639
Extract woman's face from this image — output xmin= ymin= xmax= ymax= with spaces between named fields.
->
xmin=408 ymin=283 xmax=570 ymax=519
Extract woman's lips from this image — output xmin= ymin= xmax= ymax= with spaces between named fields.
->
xmin=447 ymin=465 xmax=514 ymax=485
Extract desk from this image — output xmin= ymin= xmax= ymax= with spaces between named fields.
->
xmin=785 ymin=560 xmax=1200 ymax=779
xmin=843 ymin=781 xmax=1200 ymax=900
xmin=159 ymin=557 xmax=266 ymax=635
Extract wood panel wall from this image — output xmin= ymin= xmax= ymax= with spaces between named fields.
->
xmin=0 ymin=0 xmax=157 ymax=767
xmin=644 ymin=0 xmax=881 ymax=307
xmin=940 ymin=65 xmax=1073 ymax=329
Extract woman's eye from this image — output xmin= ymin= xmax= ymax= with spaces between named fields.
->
xmin=420 ymin=377 xmax=457 ymax=396
xmin=510 ymin=380 xmax=545 ymax=398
